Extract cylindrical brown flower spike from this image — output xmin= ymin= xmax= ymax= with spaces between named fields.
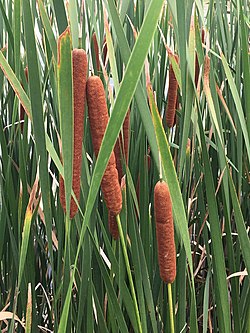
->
xmin=108 ymin=211 xmax=119 ymax=240
xmin=59 ymin=49 xmax=88 ymax=219
xmin=166 ymin=54 xmax=179 ymax=128
xmin=86 ymin=76 xmax=122 ymax=215
xmin=154 ymin=180 xmax=176 ymax=283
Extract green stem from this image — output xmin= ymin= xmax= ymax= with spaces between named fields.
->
xmin=167 ymin=283 xmax=175 ymax=333
xmin=116 ymin=214 xmax=142 ymax=333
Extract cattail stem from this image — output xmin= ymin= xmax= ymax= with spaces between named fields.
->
xmin=116 ymin=214 xmax=142 ymax=333
xmin=167 ymin=283 xmax=175 ymax=333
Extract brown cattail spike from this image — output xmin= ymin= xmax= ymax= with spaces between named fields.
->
xmin=166 ymin=54 xmax=179 ymax=128
xmin=154 ymin=180 xmax=176 ymax=283
xmin=59 ymin=49 xmax=88 ymax=219
xmin=86 ymin=75 xmax=122 ymax=215
xmin=108 ymin=211 xmax=119 ymax=240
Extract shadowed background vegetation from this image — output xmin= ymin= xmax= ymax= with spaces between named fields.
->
xmin=0 ymin=0 xmax=249 ymax=332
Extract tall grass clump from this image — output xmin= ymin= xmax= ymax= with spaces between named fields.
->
xmin=0 ymin=0 xmax=249 ymax=332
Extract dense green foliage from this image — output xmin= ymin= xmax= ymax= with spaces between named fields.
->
xmin=0 ymin=0 xmax=249 ymax=332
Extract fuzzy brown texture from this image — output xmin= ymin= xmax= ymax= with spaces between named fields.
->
xmin=166 ymin=55 xmax=179 ymax=128
xmin=92 ymin=32 xmax=100 ymax=73
xmin=108 ymin=211 xmax=119 ymax=240
xmin=86 ymin=75 xmax=122 ymax=215
xmin=59 ymin=49 xmax=88 ymax=219
xmin=20 ymin=67 xmax=29 ymax=132
xmin=114 ymin=110 xmax=130 ymax=182
xmin=154 ymin=181 xmax=176 ymax=283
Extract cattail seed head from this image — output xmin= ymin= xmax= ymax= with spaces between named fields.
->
xmin=154 ymin=180 xmax=176 ymax=283
xmin=108 ymin=211 xmax=119 ymax=240
xmin=166 ymin=54 xmax=179 ymax=128
xmin=86 ymin=75 xmax=122 ymax=215
xmin=59 ymin=48 xmax=88 ymax=219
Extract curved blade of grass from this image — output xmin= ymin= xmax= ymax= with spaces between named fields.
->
xmin=67 ymin=0 xmax=79 ymax=49
xmin=37 ymin=0 xmax=57 ymax=61
xmin=130 ymin=204 xmax=158 ymax=333
xmin=18 ymin=174 xmax=39 ymax=286
xmin=103 ymin=10 xmax=119 ymax=93
xmin=52 ymin=0 xmax=67 ymax=35
xmin=13 ymin=0 xmax=21 ymax=75
xmin=219 ymin=49 xmax=250 ymax=162
xmin=23 ymin=1 xmax=57 ymax=326
xmin=0 ymin=51 xmax=31 ymax=118
xmin=25 ymin=283 xmax=32 ymax=333
xmin=92 ymin=283 xmax=109 ymax=333
xmin=239 ymin=3 xmax=250 ymax=136
xmin=106 ymin=0 xmax=159 ymax=170
xmin=202 ymin=269 xmax=211 ymax=333
xmin=197 ymin=110 xmax=231 ymax=332
xmin=0 ymin=1 xmax=14 ymax=49
xmin=89 ymin=230 xmax=129 ymax=332
xmin=57 ymin=27 xmax=73 ymax=217
xmin=227 ymin=169 xmax=250 ymax=280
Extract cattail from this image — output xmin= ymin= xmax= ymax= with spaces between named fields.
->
xmin=154 ymin=180 xmax=176 ymax=283
xmin=59 ymin=49 xmax=88 ymax=219
xmin=92 ymin=32 xmax=100 ymax=73
xmin=20 ymin=67 xmax=28 ymax=132
xmin=108 ymin=176 xmax=126 ymax=239
xmin=166 ymin=54 xmax=179 ymax=128
xmin=114 ymin=109 xmax=130 ymax=182
xmin=86 ymin=75 xmax=122 ymax=215
xmin=108 ymin=211 xmax=119 ymax=240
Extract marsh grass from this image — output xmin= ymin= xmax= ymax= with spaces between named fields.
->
xmin=0 ymin=0 xmax=249 ymax=332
